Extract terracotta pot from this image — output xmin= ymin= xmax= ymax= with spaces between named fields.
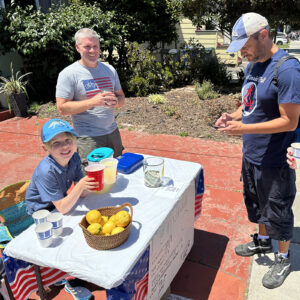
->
xmin=0 ymin=109 xmax=14 ymax=122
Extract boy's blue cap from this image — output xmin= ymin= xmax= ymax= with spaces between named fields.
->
xmin=227 ymin=12 xmax=268 ymax=53
xmin=41 ymin=119 xmax=78 ymax=143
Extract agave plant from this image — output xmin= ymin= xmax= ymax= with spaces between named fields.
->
xmin=0 ymin=63 xmax=32 ymax=112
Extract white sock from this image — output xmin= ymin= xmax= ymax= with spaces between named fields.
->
xmin=258 ymin=234 xmax=269 ymax=240
xmin=278 ymin=251 xmax=288 ymax=258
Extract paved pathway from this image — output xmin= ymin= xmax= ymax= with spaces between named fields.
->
xmin=6 ymin=116 xmax=300 ymax=300
xmin=0 ymin=116 xmax=255 ymax=299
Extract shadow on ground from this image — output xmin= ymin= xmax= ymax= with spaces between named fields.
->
xmin=170 ymin=229 xmax=229 ymax=300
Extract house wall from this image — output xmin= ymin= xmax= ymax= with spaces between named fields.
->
xmin=174 ymin=18 xmax=239 ymax=66
xmin=0 ymin=47 xmax=23 ymax=109
xmin=216 ymin=46 xmax=239 ymax=66
xmin=0 ymin=50 xmax=23 ymax=77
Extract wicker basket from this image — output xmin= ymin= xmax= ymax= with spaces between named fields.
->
xmin=79 ymin=202 xmax=133 ymax=250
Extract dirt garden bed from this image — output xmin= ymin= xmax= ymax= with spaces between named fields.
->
xmin=35 ymin=85 xmax=242 ymax=144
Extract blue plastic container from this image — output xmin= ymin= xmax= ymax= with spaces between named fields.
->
xmin=117 ymin=153 xmax=144 ymax=174
xmin=87 ymin=147 xmax=114 ymax=165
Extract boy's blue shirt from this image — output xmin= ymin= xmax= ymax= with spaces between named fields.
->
xmin=25 ymin=152 xmax=83 ymax=215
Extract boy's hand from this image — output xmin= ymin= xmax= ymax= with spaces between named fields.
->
xmin=79 ymin=176 xmax=99 ymax=191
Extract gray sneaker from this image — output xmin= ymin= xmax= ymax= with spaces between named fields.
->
xmin=235 ymin=233 xmax=272 ymax=257
xmin=262 ymin=252 xmax=291 ymax=289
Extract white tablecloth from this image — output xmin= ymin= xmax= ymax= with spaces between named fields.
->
xmin=4 ymin=155 xmax=202 ymax=289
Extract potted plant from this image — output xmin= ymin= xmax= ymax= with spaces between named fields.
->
xmin=0 ymin=63 xmax=31 ymax=117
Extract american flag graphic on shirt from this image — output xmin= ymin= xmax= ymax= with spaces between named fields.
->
xmin=82 ymin=77 xmax=113 ymax=98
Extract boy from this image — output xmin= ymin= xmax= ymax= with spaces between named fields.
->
xmin=26 ymin=118 xmax=98 ymax=215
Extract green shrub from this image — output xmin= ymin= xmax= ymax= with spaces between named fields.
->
xmin=164 ymin=106 xmax=180 ymax=118
xmin=180 ymin=40 xmax=231 ymax=87
xmin=179 ymin=131 xmax=188 ymax=137
xmin=28 ymin=103 xmax=41 ymax=114
xmin=148 ymin=94 xmax=166 ymax=104
xmin=160 ymin=56 xmax=188 ymax=89
xmin=195 ymin=81 xmax=219 ymax=100
xmin=120 ymin=42 xmax=162 ymax=97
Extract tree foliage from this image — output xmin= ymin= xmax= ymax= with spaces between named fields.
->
xmin=181 ymin=0 xmax=300 ymax=35
xmin=88 ymin=0 xmax=181 ymax=49
xmin=0 ymin=3 xmax=121 ymax=101
xmin=0 ymin=1 xmax=181 ymax=100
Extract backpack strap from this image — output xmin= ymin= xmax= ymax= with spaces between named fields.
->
xmin=248 ymin=62 xmax=254 ymax=75
xmin=273 ymin=55 xmax=300 ymax=86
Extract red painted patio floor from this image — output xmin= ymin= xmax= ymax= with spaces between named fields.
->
xmin=0 ymin=117 xmax=256 ymax=300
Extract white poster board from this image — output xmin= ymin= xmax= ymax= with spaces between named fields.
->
xmin=147 ymin=182 xmax=195 ymax=300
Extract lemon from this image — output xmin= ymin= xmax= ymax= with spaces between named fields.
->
xmin=115 ymin=210 xmax=131 ymax=227
xmin=102 ymin=221 xmax=116 ymax=234
xmin=87 ymin=223 xmax=102 ymax=235
xmin=105 ymin=233 xmax=110 ymax=236
xmin=100 ymin=215 xmax=109 ymax=226
xmin=111 ymin=227 xmax=125 ymax=235
xmin=86 ymin=209 xmax=102 ymax=225
xmin=108 ymin=214 xmax=117 ymax=224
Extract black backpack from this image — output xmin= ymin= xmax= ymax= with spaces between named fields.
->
xmin=273 ymin=55 xmax=300 ymax=128
xmin=272 ymin=54 xmax=299 ymax=86
xmin=248 ymin=54 xmax=300 ymax=127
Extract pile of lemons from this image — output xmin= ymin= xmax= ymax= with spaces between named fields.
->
xmin=85 ymin=209 xmax=131 ymax=236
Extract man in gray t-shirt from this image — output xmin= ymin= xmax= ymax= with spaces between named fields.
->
xmin=56 ymin=28 xmax=125 ymax=170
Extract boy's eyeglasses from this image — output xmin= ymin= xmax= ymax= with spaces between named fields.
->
xmin=50 ymin=138 xmax=74 ymax=149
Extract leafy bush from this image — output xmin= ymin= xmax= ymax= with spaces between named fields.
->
xmin=195 ymin=81 xmax=219 ymax=100
xmin=160 ymin=53 xmax=189 ymax=89
xmin=179 ymin=131 xmax=188 ymax=137
xmin=119 ymin=42 xmax=162 ymax=97
xmin=159 ymin=40 xmax=231 ymax=90
xmin=180 ymin=40 xmax=231 ymax=87
xmin=148 ymin=94 xmax=166 ymax=104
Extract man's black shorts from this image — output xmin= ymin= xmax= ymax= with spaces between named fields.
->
xmin=242 ymin=158 xmax=296 ymax=241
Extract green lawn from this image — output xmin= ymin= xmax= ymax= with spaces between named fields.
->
xmin=277 ymin=43 xmax=290 ymax=49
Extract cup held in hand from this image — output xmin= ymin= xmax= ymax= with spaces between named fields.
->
xmin=291 ymin=143 xmax=300 ymax=169
xmin=85 ymin=164 xmax=105 ymax=191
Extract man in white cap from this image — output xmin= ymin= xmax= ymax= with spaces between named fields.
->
xmin=216 ymin=12 xmax=300 ymax=289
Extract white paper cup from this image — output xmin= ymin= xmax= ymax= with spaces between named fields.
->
xmin=35 ymin=222 xmax=53 ymax=247
xmin=291 ymin=143 xmax=300 ymax=169
xmin=47 ymin=212 xmax=63 ymax=237
xmin=32 ymin=209 xmax=50 ymax=224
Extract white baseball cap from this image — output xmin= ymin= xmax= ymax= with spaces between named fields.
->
xmin=227 ymin=12 xmax=269 ymax=53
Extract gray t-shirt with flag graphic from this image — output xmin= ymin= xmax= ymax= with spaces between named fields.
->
xmin=56 ymin=61 xmax=122 ymax=137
